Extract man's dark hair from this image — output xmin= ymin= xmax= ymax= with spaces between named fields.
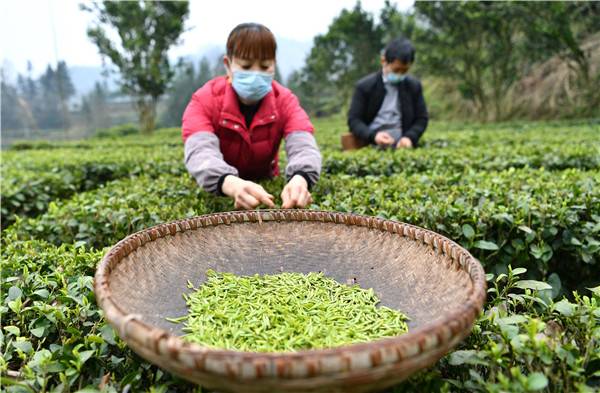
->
xmin=383 ymin=38 xmax=415 ymax=64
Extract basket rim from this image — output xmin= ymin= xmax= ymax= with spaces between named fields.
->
xmin=94 ymin=209 xmax=486 ymax=377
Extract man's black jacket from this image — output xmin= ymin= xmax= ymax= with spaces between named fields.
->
xmin=347 ymin=70 xmax=428 ymax=146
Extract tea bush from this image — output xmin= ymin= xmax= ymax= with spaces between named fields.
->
xmin=323 ymin=144 xmax=600 ymax=176
xmin=1 ymin=117 xmax=599 ymax=392
xmin=313 ymin=168 xmax=600 ymax=290
xmin=1 ymin=146 xmax=184 ymax=228
xmin=2 ymin=238 xmax=597 ymax=392
xmin=8 ymin=174 xmax=208 ymax=249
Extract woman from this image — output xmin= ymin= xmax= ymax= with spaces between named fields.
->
xmin=182 ymin=23 xmax=321 ymax=210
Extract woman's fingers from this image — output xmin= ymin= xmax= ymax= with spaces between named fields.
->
xmin=282 ymin=184 xmax=299 ymax=209
xmin=300 ymin=190 xmax=313 ymax=207
xmin=297 ymin=188 xmax=312 ymax=208
xmin=281 ymin=185 xmax=293 ymax=208
xmin=234 ymin=178 xmax=311 ymax=210
xmin=281 ymin=188 xmax=294 ymax=209
xmin=249 ymin=185 xmax=275 ymax=208
xmin=235 ymin=182 xmax=275 ymax=210
xmin=237 ymin=193 xmax=260 ymax=210
xmin=257 ymin=194 xmax=275 ymax=208
xmin=281 ymin=183 xmax=312 ymax=208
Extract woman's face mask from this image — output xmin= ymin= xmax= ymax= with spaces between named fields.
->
xmin=225 ymin=57 xmax=276 ymax=103
xmin=232 ymin=71 xmax=273 ymax=102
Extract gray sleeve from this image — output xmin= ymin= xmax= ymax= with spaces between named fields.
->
xmin=184 ymin=132 xmax=238 ymax=194
xmin=284 ymin=131 xmax=322 ymax=186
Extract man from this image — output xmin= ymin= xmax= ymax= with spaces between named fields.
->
xmin=346 ymin=38 xmax=428 ymax=149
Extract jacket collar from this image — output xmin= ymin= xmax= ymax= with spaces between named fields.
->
xmin=220 ymin=78 xmax=279 ymax=130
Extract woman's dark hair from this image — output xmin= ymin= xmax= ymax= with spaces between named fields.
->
xmin=383 ymin=38 xmax=415 ymax=64
xmin=226 ymin=23 xmax=277 ymax=60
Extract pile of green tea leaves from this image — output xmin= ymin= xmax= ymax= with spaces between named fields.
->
xmin=170 ymin=270 xmax=409 ymax=352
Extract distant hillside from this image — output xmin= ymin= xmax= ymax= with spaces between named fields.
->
xmin=68 ymin=65 xmax=120 ymax=99
xmin=68 ymin=37 xmax=312 ymax=98
xmin=507 ymin=33 xmax=600 ymax=119
xmin=424 ymin=34 xmax=600 ymax=121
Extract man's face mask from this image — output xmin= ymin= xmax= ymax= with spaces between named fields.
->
xmin=231 ymin=70 xmax=273 ymax=102
xmin=383 ymin=59 xmax=411 ymax=84
xmin=386 ymin=72 xmax=406 ymax=84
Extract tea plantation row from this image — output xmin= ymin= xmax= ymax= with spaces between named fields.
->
xmin=1 ymin=118 xmax=599 ymax=392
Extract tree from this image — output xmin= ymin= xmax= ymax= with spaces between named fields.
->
xmin=16 ymin=61 xmax=39 ymax=131
xmin=293 ymin=2 xmax=383 ymax=116
xmin=1 ymin=69 xmax=25 ymax=131
xmin=519 ymin=2 xmax=600 ymax=111
xmin=379 ymin=0 xmax=419 ymax=44
xmin=286 ymin=70 xmax=305 ymax=106
xmin=55 ymin=61 xmax=76 ymax=129
xmin=212 ymin=53 xmax=226 ymax=77
xmin=197 ymin=56 xmax=213 ymax=87
xmin=17 ymin=62 xmax=37 ymax=105
xmin=38 ymin=65 xmax=64 ymax=129
xmin=31 ymin=62 xmax=76 ymax=129
xmin=274 ymin=64 xmax=283 ymax=84
xmin=520 ymin=2 xmax=600 ymax=78
xmin=82 ymin=81 xmax=110 ymax=130
xmin=162 ymin=59 xmax=197 ymax=127
xmin=82 ymin=1 xmax=190 ymax=133
xmin=415 ymin=2 xmax=525 ymax=120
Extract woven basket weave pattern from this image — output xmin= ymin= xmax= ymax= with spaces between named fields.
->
xmin=95 ymin=210 xmax=486 ymax=393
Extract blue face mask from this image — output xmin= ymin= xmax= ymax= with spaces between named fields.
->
xmin=231 ymin=70 xmax=273 ymax=102
xmin=386 ymin=72 xmax=406 ymax=84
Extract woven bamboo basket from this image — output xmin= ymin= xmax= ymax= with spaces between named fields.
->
xmin=94 ymin=210 xmax=486 ymax=393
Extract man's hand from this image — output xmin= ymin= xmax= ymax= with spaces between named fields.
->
xmin=281 ymin=175 xmax=312 ymax=209
xmin=221 ymin=175 xmax=275 ymax=210
xmin=374 ymin=131 xmax=395 ymax=147
xmin=396 ymin=137 xmax=413 ymax=149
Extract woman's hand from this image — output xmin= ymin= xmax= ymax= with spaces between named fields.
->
xmin=222 ymin=175 xmax=275 ymax=210
xmin=281 ymin=175 xmax=312 ymax=209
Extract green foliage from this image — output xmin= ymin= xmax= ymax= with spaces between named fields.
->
xmin=313 ymin=168 xmax=600 ymax=291
xmin=379 ymin=0 xmax=419 ymax=44
xmin=519 ymin=3 xmax=600 ymax=77
xmin=289 ymin=2 xmax=383 ymax=116
xmin=4 ymin=127 xmax=182 ymax=152
xmin=81 ymin=82 xmax=111 ymax=131
xmin=414 ymin=2 xmax=527 ymax=121
xmin=175 ymin=271 xmax=408 ymax=352
xmin=291 ymin=1 xmax=600 ymax=121
xmin=161 ymin=56 xmax=215 ymax=128
xmin=438 ymin=268 xmax=600 ymax=392
xmin=94 ymin=123 xmax=139 ymax=138
xmin=1 ymin=117 xmax=599 ymax=391
xmin=518 ymin=2 xmax=600 ymax=114
xmin=0 ymin=237 xmax=196 ymax=392
xmin=1 ymin=144 xmax=183 ymax=229
xmin=2 ymin=240 xmax=597 ymax=392
xmin=82 ymin=1 xmax=190 ymax=133
xmin=323 ymin=143 xmax=600 ymax=175
xmin=8 ymin=174 xmax=207 ymax=249
xmin=7 ymin=141 xmax=57 ymax=151
xmin=1 ymin=61 xmax=75 ymax=131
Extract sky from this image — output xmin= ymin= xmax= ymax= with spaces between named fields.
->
xmin=0 ymin=0 xmax=414 ymax=79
